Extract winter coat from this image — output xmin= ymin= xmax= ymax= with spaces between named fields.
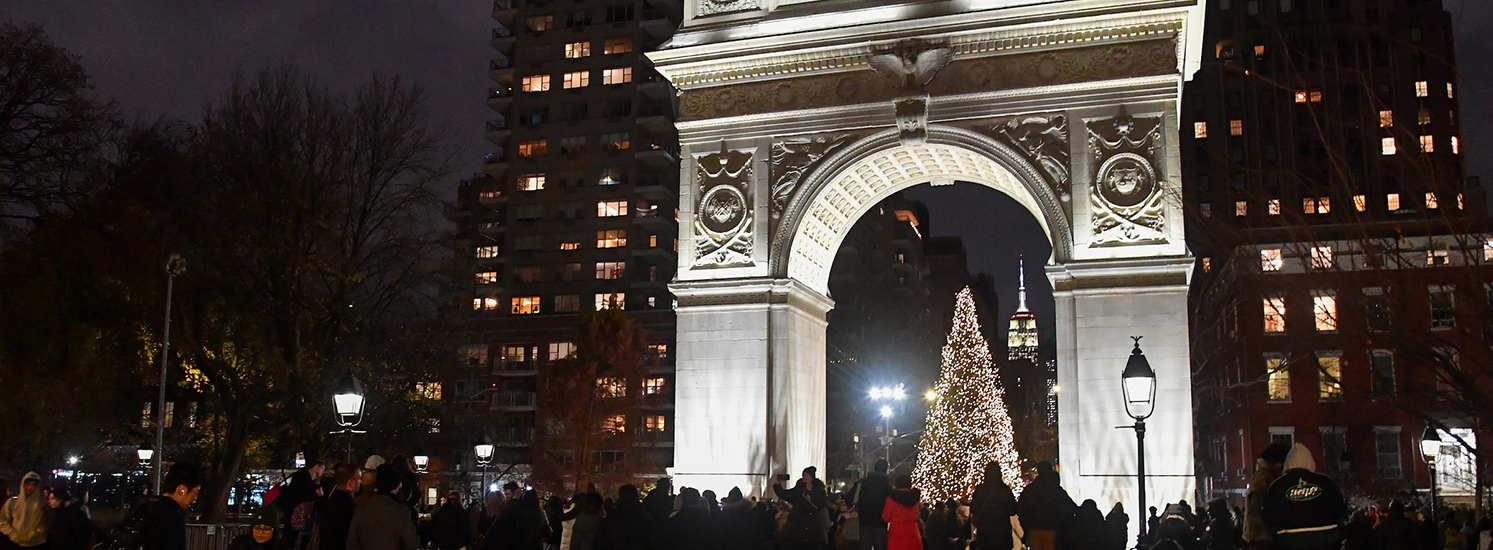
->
xmin=592 ymin=498 xmax=654 ymax=550
xmin=716 ymin=498 xmax=765 ymax=550
xmin=776 ymin=480 xmax=828 ymax=544
xmin=856 ymin=473 xmax=893 ymax=529
xmin=1104 ymin=506 xmax=1130 ymax=550
xmin=429 ymin=502 xmax=472 ymax=550
xmin=882 ymin=490 xmax=922 ymax=550
xmin=564 ymin=513 xmax=601 ymax=550
xmin=47 ymin=500 xmax=94 ymax=550
xmin=1015 ymin=471 xmax=1075 ymax=533
xmin=134 ymin=495 xmax=189 ymax=550
xmin=667 ymin=506 xmax=716 ymax=550
xmin=347 ymin=494 xmax=419 ymax=550
xmin=1 ymin=473 xmax=47 ymax=547
xmin=1372 ymin=509 xmax=1415 ymax=550
xmin=1243 ymin=461 xmax=1281 ymax=544
xmin=317 ymin=490 xmax=357 ymax=550
xmin=968 ymin=471 xmax=1016 ymax=550
xmin=1260 ymin=444 xmax=1346 ymax=550
xmin=1060 ymin=501 xmax=1105 ymax=550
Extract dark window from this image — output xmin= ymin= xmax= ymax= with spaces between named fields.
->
xmin=605 ymin=4 xmax=635 ymax=22
xmin=523 ymin=107 xmax=549 ymax=125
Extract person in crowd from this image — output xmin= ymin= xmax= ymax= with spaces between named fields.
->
xmin=543 ymin=496 xmax=565 ymax=550
xmin=347 ymin=465 xmax=418 ymax=550
xmin=1145 ymin=506 xmax=1161 ymax=547
xmin=642 ymin=479 xmax=674 ymax=526
xmin=563 ymin=492 xmax=602 ymax=550
xmin=775 ymin=467 xmax=829 ymax=550
xmin=229 ymin=506 xmax=288 ymax=550
xmin=1201 ymin=499 xmax=1238 ymax=550
xmin=702 ymin=491 xmax=721 ymax=521
xmin=1103 ymin=503 xmax=1129 ymax=550
xmin=714 ymin=487 xmax=764 ymax=550
xmin=430 ymin=491 xmax=471 ymax=550
xmin=1060 ymin=500 xmax=1104 ymax=550
xmin=1342 ymin=510 xmax=1373 ymax=550
xmin=1416 ymin=508 xmax=1439 ymax=550
xmin=1260 ymin=444 xmax=1346 ymax=550
xmin=856 ymin=460 xmax=893 ymax=550
xmin=1473 ymin=518 xmax=1490 ymax=550
xmin=278 ymin=463 xmax=322 ymax=545
xmin=46 ymin=486 xmax=93 ymax=550
xmin=1155 ymin=505 xmax=1198 ymax=550
xmin=881 ymin=476 xmax=921 ymax=550
xmin=968 ymin=462 xmax=1016 ymax=550
xmin=1 ymin=473 xmax=47 ymax=550
xmin=136 ymin=463 xmax=202 ymax=550
xmin=1244 ymin=443 xmax=1290 ymax=549
xmin=1444 ymin=516 xmax=1464 ymax=550
xmin=666 ymin=488 xmax=715 ymax=550
xmin=920 ymin=500 xmax=948 ymax=550
xmin=592 ymin=485 xmax=655 ymax=550
xmin=1371 ymin=501 xmax=1414 ymax=550
xmin=317 ymin=465 xmax=359 ymax=550
xmin=1016 ymin=461 xmax=1075 ymax=550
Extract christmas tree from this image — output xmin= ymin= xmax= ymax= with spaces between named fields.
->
xmin=913 ymin=286 xmax=1026 ymax=502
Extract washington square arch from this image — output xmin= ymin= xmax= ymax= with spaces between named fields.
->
xmin=647 ymin=0 xmax=1207 ymax=513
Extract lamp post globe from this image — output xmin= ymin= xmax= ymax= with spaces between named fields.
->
xmin=1421 ymin=425 xmax=1441 ymax=523
xmin=136 ymin=444 xmax=155 ymax=470
xmin=414 ymin=454 xmax=430 ymax=474
xmin=475 ymin=444 xmax=495 ymax=467
xmin=333 ymin=375 xmax=366 ymax=427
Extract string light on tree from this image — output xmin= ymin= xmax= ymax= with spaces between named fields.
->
xmin=913 ymin=286 xmax=1026 ymax=502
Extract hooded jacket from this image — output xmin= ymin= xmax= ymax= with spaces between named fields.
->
xmin=1261 ymin=444 xmax=1346 ymax=550
xmin=968 ymin=463 xmax=1017 ymax=550
xmin=1 ymin=472 xmax=48 ymax=547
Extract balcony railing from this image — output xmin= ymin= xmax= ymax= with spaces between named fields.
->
xmin=494 ymin=427 xmax=534 ymax=446
xmin=490 ymin=55 xmax=510 ymax=70
xmin=492 ymin=26 xmax=512 ymax=39
xmin=487 ymin=117 xmax=508 ymax=132
xmin=492 ymin=391 xmax=537 ymax=408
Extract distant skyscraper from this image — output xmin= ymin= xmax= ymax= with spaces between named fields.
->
xmin=1006 ymin=256 xmax=1038 ymax=363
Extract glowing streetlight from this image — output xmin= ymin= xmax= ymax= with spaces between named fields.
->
xmin=924 ymin=389 xmax=938 ymax=402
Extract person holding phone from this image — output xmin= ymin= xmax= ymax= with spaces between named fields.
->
xmin=774 ymin=467 xmax=828 ymax=550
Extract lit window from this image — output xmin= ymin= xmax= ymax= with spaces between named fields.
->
xmin=1353 ymin=195 xmax=1367 ymax=212
xmin=1381 ymin=137 xmax=1397 ymax=156
xmin=565 ymin=41 xmax=590 ymax=58
xmin=1448 ymin=83 xmax=1455 ymax=98
xmin=554 ymin=294 xmax=581 ymax=312
xmin=1255 ymin=44 xmax=1266 ymax=56
xmin=1419 ymin=108 xmax=1432 ymax=126
xmin=596 ymin=261 xmax=625 ymax=280
xmin=1236 ymin=201 xmax=1248 ymax=216
xmin=1202 ymin=257 xmax=1212 ymax=272
xmin=1387 ymin=193 xmax=1401 ymax=210
xmin=521 ymin=75 xmax=550 ymax=92
xmin=649 ymin=234 xmax=658 ymax=247
xmin=1426 ymin=192 xmax=1439 ymax=209
xmin=1416 ymin=81 xmax=1429 ymax=97
xmin=595 ymin=292 xmax=624 ymax=310
xmin=1420 ymin=135 xmax=1435 ymax=153
xmin=526 ymin=15 xmax=554 ymax=31
xmin=476 ymin=246 xmax=501 ymax=259
xmin=1318 ymin=355 xmax=1342 ymax=400
xmin=518 ymin=140 xmax=547 ymax=157
xmin=1268 ymin=199 xmax=1281 ymax=215
xmin=644 ymin=415 xmax=666 ymax=432
xmin=1310 ymin=90 xmax=1322 ymax=102
xmin=1313 ymin=292 xmax=1337 ymax=332
xmin=604 ymin=37 xmax=633 ymax=54
xmin=1316 ymin=197 xmax=1330 ymax=213
xmin=602 ymin=132 xmax=630 ymax=150
xmin=511 ymin=296 xmax=541 ymax=314
xmin=417 ymin=382 xmax=442 ymax=400
xmin=598 ymin=168 xmax=622 ymax=185
xmin=548 ymin=342 xmax=575 ymax=361
xmin=1485 ymin=240 xmax=1493 ymax=262
xmin=1379 ymin=110 xmax=1394 ymax=128
xmin=563 ymin=71 xmax=590 ymax=89
xmin=519 ymin=173 xmax=546 ymax=191
xmin=1200 ymin=202 xmax=1211 ymax=217
xmin=1230 ymin=119 xmax=1243 ymax=136
xmin=472 ymin=297 xmax=500 ymax=311
xmin=1303 ymin=197 xmax=1315 ymax=213
xmin=643 ymin=377 xmax=666 ymax=395
xmin=1266 ymin=357 xmax=1290 ymax=402
xmin=1194 ymin=122 xmax=1208 ymax=138
xmin=1452 ymin=136 xmax=1461 ymax=154
xmin=1295 ymin=91 xmax=1308 ymax=104
xmin=559 ymin=242 xmax=581 ymax=251
xmin=1261 ymin=248 xmax=1283 ymax=272
xmin=1264 ymin=296 xmax=1287 ymax=333
xmin=476 ymin=271 xmax=499 ymax=285
xmin=602 ymin=414 xmax=626 ymax=433
xmin=1311 ymin=246 xmax=1333 ymax=269
xmin=597 ymin=200 xmax=628 ymax=217
xmin=1428 ymin=249 xmax=1450 ymax=267
xmin=602 ymin=67 xmax=632 ymax=85
xmin=596 ymin=377 xmax=627 ymax=398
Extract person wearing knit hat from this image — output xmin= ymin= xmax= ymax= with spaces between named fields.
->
xmin=363 ymin=456 xmax=386 ymax=471
xmin=226 ymin=506 xmax=288 ymax=550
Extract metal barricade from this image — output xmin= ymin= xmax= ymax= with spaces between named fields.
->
xmin=186 ymin=524 xmax=250 ymax=550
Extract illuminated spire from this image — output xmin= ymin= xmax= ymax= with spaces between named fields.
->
xmin=1016 ymin=255 xmax=1029 ymax=313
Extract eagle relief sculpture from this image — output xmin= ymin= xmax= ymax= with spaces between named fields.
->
xmin=870 ymin=42 xmax=953 ymax=144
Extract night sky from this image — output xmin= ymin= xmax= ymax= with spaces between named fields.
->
xmin=3 ymin=0 xmax=1490 ymax=347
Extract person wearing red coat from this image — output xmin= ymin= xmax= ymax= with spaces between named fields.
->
xmin=882 ymin=475 xmax=923 ymax=550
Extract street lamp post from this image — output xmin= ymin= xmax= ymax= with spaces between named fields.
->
xmin=414 ymin=454 xmax=430 ymax=475
xmin=475 ymin=440 xmax=494 ymax=509
xmin=137 ymin=444 xmax=155 ymax=499
xmin=870 ymin=384 xmax=905 ymax=465
xmin=879 ymin=406 xmax=894 ymax=464
xmin=1421 ymin=425 xmax=1442 ymax=524
xmin=332 ymin=375 xmax=367 ymax=463
xmin=153 ymin=254 xmax=186 ymax=494
xmin=1121 ymin=336 xmax=1158 ymax=543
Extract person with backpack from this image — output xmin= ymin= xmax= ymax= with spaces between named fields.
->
xmin=116 ymin=463 xmax=202 ymax=550
xmin=228 ymin=506 xmax=289 ymax=550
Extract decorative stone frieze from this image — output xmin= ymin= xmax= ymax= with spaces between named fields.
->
xmin=1087 ymin=110 xmax=1167 ymax=246
xmin=693 ymin=146 xmax=756 ymax=268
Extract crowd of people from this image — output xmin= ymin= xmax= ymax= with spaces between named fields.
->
xmin=1 ymin=443 xmax=1491 ymax=550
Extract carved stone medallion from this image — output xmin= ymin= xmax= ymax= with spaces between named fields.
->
xmin=1087 ymin=111 xmax=1166 ymax=246
xmin=693 ymin=146 xmax=756 ymax=268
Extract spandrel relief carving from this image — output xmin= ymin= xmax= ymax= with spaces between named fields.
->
xmin=769 ymin=134 xmax=855 ymax=232
xmin=1087 ymin=111 xmax=1167 ymax=246
xmin=991 ymin=114 xmax=1071 ymax=202
xmin=693 ymin=146 xmax=756 ymax=268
